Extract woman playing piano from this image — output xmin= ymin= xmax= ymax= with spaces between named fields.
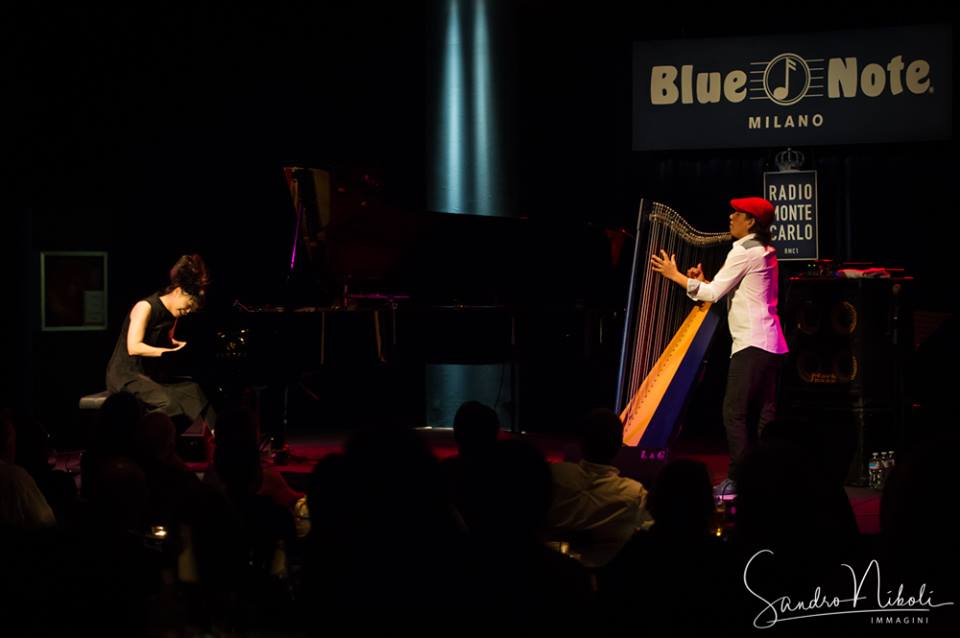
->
xmin=106 ymin=254 xmax=216 ymax=433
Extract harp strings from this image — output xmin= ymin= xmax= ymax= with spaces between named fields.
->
xmin=623 ymin=202 xmax=730 ymax=403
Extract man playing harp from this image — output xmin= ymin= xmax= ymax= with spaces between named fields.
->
xmin=650 ymin=197 xmax=788 ymax=497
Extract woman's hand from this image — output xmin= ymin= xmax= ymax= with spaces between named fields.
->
xmin=169 ymin=338 xmax=187 ymax=352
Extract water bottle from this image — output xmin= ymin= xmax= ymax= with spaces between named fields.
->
xmin=877 ymin=452 xmax=890 ymax=490
xmin=868 ymin=452 xmax=881 ymax=489
xmin=881 ymin=450 xmax=895 ymax=488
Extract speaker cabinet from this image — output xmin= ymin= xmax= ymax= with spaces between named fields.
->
xmin=781 ymin=277 xmax=911 ymax=410
xmin=780 ymin=277 xmax=911 ymax=483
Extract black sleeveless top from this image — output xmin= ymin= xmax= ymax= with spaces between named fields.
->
xmin=106 ymin=293 xmax=176 ymax=391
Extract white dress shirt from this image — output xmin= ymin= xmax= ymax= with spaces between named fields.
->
xmin=547 ymin=460 xmax=653 ymax=566
xmin=685 ymin=233 xmax=789 ymax=357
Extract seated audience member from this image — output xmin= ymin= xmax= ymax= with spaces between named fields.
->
xmin=880 ymin=434 xmax=959 ymax=629
xmin=459 ymin=438 xmax=593 ymax=619
xmin=452 ymin=401 xmax=501 ymax=459
xmin=0 ymin=415 xmax=55 ymax=530
xmin=546 ymin=408 xmax=651 ymax=566
xmin=133 ymin=411 xmax=209 ymax=533
xmin=726 ymin=442 xmax=863 ymax=632
xmin=733 ymin=441 xmax=859 ymax=556
xmin=599 ymin=459 xmax=734 ymax=633
xmin=211 ymin=408 xmax=295 ymax=561
xmin=81 ymin=391 xmax=143 ymax=499
xmin=442 ymin=401 xmax=500 ymax=517
xmin=8 ymin=409 xmax=78 ymax=522
xmin=203 ymin=407 xmax=302 ymax=510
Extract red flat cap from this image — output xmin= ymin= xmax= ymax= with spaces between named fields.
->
xmin=730 ymin=197 xmax=775 ymax=226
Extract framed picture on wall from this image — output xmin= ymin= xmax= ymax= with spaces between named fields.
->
xmin=41 ymin=251 xmax=108 ymax=331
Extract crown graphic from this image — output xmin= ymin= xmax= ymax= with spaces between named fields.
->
xmin=775 ymin=147 xmax=805 ymax=172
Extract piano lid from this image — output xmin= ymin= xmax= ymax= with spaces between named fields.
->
xmin=281 ymin=166 xmax=624 ymax=308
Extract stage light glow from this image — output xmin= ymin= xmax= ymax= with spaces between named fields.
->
xmin=472 ymin=0 xmax=497 ymax=216
xmin=433 ymin=0 xmax=503 ymax=216
xmin=438 ymin=0 xmax=466 ymax=213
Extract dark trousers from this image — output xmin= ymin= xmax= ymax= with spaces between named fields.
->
xmin=122 ymin=375 xmax=216 ymax=433
xmin=722 ymin=346 xmax=783 ymax=478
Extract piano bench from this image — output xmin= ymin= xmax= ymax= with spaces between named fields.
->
xmin=79 ymin=390 xmax=112 ymax=410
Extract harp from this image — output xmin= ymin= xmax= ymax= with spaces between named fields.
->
xmin=616 ymin=200 xmax=731 ymax=449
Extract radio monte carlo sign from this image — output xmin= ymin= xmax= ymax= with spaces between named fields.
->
xmin=633 ymin=26 xmax=952 ymax=150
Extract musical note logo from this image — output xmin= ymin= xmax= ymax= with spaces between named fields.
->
xmin=763 ymin=53 xmax=811 ymax=106
xmin=772 ymin=58 xmax=797 ymax=101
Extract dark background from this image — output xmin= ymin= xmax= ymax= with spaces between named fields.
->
xmin=1 ymin=2 xmax=955 ymax=441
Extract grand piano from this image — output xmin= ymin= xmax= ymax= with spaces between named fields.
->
xmin=174 ymin=167 xmax=627 ymax=439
